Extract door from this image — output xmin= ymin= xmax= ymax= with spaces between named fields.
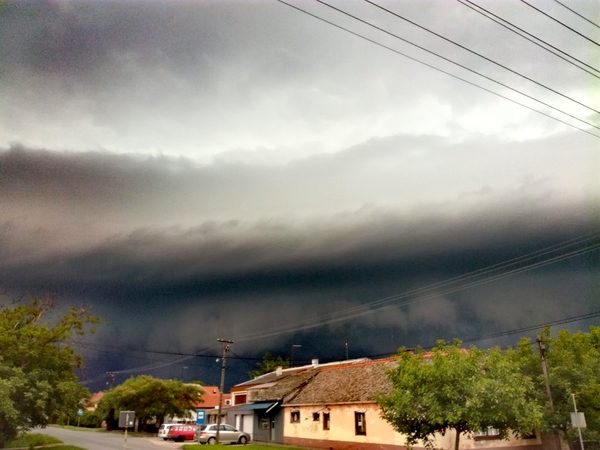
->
xmin=243 ymin=414 xmax=253 ymax=439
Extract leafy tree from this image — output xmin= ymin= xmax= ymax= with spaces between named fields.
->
xmin=98 ymin=375 xmax=203 ymax=431
xmin=0 ymin=300 xmax=98 ymax=447
xmin=248 ymin=352 xmax=289 ymax=378
xmin=514 ymin=327 xmax=600 ymax=446
xmin=378 ymin=341 xmax=542 ymax=450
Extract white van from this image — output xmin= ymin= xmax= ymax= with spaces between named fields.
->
xmin=157 ymin=423 xmax=176 ymax=440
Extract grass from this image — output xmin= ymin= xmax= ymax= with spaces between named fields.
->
xmin=51 ymin=425 xmax=104 ymax=432
xmin=5 ymin=433 xmax=87 ymax=449
xmin=5 ymin=433 xmax=61 ymax=448
xmin=42 ymin=447 xmax=86 ymax=450
xmin=183 ymin=444 xmax=309 ymax=450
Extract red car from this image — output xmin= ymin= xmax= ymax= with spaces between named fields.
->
xmin=158 ymin=423 xmax=196 ymax=442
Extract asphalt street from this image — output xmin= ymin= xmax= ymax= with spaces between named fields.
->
xmin=39 ymin=426 xmax=187 ymax=450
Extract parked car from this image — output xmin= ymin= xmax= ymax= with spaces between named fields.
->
xmin=158 ymin=423 xmax=196 ymax=442
xmin=196 ymin=423 xmax=250 ymax=445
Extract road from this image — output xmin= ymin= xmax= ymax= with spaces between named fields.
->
xmin=39 ymin=426 xmax=189 ymax=450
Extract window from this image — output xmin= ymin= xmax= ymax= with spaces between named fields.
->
xmin=354 ymin=411 xmax=366 ymax=435
xmin=312 ymin=412 xmax=320 ymax=421
xmin=474 ymin=427 xmax=500 ymax=440
xmin=234 ymin=393 xmax=247 ymax=405
xmin=323 ymin=412 xmax=330 ymax=431
xmin=290 ymin=411 xmax=300 ymax=423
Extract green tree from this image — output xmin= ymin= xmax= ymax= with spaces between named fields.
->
xmin=248 ymin=352 xmax=289 ymax=378
xmin=98 ymin=375 xmax=203 ymax=431
xmin=515 ymin=327 xmax=600 ymax=445
xmin=0 ymin=300 xmax=97 ymax=447
xmin=378 ymin=341 xmax=542 ymax=450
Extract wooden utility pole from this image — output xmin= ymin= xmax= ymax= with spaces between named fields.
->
xmin=537 ymin=336 xmax=563 ymax=450
xmin=216 ymin=338 xmax=233 ymax=444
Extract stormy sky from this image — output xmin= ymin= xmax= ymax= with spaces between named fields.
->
xmin=1 ymin=0 xmax=599 ymax=390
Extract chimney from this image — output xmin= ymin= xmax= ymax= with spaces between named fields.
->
xmin=312 ymin=359 xmax=319 ymax=368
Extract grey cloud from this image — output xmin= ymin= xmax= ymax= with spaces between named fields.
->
xmin=3 ymin=0 xmax=597 ymax=157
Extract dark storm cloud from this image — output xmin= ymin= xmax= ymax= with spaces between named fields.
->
xmin=1 ymin=142 xmax=598 ymax=387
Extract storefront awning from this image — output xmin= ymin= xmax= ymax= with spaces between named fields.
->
xmin=237 ymin=401 xmax=279 ymax=412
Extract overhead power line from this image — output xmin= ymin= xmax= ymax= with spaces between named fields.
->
xmin=298 ymin=0 xmax=600 ymax=130
xmin=458 ymin=0 xmax=600 ymax=77
xmin=317 ymin=0 xmax=600 ymax=125
xmin=366 ymin=308 xmax=600 ymax=359
xmin=553 ymin=0 xmax=600 ymax=30
xmin=462 ymin=309 xmax=600 ymax=344
xmin=520 ymin=0 xmax=600 ymax=48
xmin=275 ymin=0 xmax=600 ymax=139
xmin=363 ymin=0 xmax=600 ymax=114
xmin=79 ymin=230 xmax=599 ymax=383
xmin=79 ymin=307 xmax=600 ymax=385
xmin=231 ymin=234 xmax=599 ymax=343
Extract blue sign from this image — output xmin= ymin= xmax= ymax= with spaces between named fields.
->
xmin=196 ymin=410 xmax=205 ymax=424
xmin=77 ymin=409 xmax=84 ymax=417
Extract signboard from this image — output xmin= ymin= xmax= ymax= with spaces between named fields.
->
xmin=196 ymin=410 xmax=205 ymax=425
xmin=118 ymin=411 xmax=135 ymax=429
xmin=77 ymin=409 xmax=84 ymax=417
xmin=571 ymin=412 xmax=586 ymax=428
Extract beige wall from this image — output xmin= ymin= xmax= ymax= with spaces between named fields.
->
xmin=283 ymin=404 xmax=542 ymax=450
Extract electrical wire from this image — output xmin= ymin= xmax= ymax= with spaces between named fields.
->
xmin=77 ymin=230 xmax=598 ymax=383
xmin=520 ymin=0 xmax=600 ymax=48
xmin=232 ymin=240 xmax=599 ymax=343
xmin=80 ymin=305 xmax=600 ymax=384
xmin=459 ymin=0 xmax=600 ymax=76
xmin=461 ymin=309 xmax=600 ymax=343
xmin=363 ymin=0 xmax=600 ymax=114
xmin=275 ymin=0 xmax=600 ymax=139
xmin=317 ymin=0 xmax=600 ymax=126
xmin=553 ymin=0 xmax=600 ymax=30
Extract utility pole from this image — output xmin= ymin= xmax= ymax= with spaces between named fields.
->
xmin=106 ymin=371 xmax=115 ymax=389
xmin=216 ymin=338 xmax=233 ymax=444
xmin=537 ymin=335 xmax=562 ymax=450
xmin=290 ymin=344 xmax=302 ymax=367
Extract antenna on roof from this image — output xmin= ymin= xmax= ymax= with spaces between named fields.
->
xmin=345 ymin=339 xmax=349 ymax=360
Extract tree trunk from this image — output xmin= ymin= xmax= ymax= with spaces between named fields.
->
xmin=454 ymin=428 xmax=460 ymax=450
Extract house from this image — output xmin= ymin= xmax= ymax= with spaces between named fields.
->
xmin=85 ymin=391 xmax=105 ymax=411
xmin=167 ymin=385 xmax=231 ymax=424
xmin=281 ymin=358 xmax=544 ymax=450
xmin=226 ymin=359 xmax=369 ymax=443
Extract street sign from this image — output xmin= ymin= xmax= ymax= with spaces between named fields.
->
xmin=77 ymin=409 xmax=84 ymax=417
xmin=196 ymin=409 xmax=205 ymax=424
xmin=118 ymin=411 xmax=135 ymax=428
xmin=571 ymin=412 xmax=587 ymax=428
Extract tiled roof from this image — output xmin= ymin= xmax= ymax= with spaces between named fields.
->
xmin=231 ymin=358 xmax=370 ymax=391
xmin=285 ymin=359 xmax=395 ymax=405
xmin=193 ymin=385 xmax=231 ymax=409
xmin=247 ymin=369 xmax=318 ymax=403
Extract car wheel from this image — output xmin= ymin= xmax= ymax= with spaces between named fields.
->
xmin=207 ymin=437 xmax=216 ymax=445
xmin=176 ymin=436 xmax=184 ymax=442
xmin=238 ymin=435 xmax=248 ymax=444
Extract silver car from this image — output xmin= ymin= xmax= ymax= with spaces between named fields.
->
xmin=196 ymin=423 xmax=250 ymax=445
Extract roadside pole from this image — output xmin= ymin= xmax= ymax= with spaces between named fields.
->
xmin=537 ymin=336 xmax=562 ymax=450
xmin=124 ymin=412 xmax=128 ymax=450
xmin=118 ymin=410 xmax=135 ymax=450
xmin=571 ymin=394 xmax=585 ymax=450
xmin=216 ymin=338 xmax=233 ymax=444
